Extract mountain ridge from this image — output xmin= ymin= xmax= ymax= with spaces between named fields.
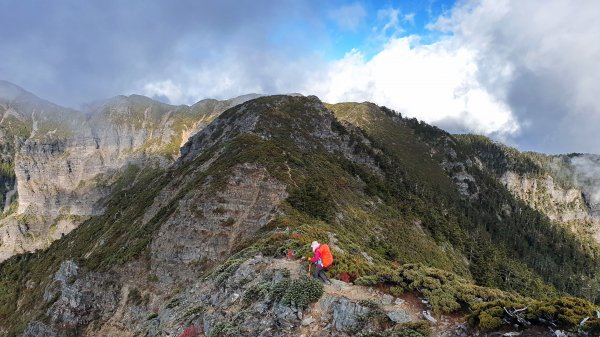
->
xmin=0 ymin=81 xmax=260 ymax=261
xmin=0 ymin=85 xmax=599 ymax=336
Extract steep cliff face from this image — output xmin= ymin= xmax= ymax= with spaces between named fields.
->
xmin=501 ymin=171 xmax=600 ymax=241
xmin=0 ymin=81 xmax=260 ymax=261
xmin=150 ymin=162 xmax=288 ymax=284
xmin=0 ymin=80 xmax=83 ymax=211
xmin=501 ymin=173 xmax=585 ymax=221
xmin=456 ymin=135 xmax=600 ymax=242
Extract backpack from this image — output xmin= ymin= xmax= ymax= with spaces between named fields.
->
xmin=319 ymin=244 xmax=333 ymax=268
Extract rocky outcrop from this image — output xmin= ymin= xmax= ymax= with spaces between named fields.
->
xmin=20 ymin=322 xmax=57 ymax=337
xmin=42 ymin=260 xmax=121 ymax=330
xmin=151 ymin=163 xmax=288 ymax=283
xmin=501 ymin=172 xmax=589 ymax=222
xmin=501 ymin=171 xmax=600 ymax=241
xmin=36 ymin=255 xmax=453 ymax=337
xmin=443 ymin=158 xmax=480 ymax=200
xmin=320 ymin=295 xmax=371 ymax=332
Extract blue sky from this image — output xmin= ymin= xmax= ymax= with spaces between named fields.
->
xmin=1 ymin=0 xmax=599 ymax=154
xmin=320 ymin=0 xmax=454 ymax=59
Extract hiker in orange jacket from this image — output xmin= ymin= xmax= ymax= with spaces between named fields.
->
xmin=308 ymin=241 xmax=333 ymax=284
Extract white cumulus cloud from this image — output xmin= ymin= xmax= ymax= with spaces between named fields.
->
xmin=311 ymin=36 xmax=519 ymax=137
xmin=430 ymin=0 xmax=600 ymax=153
xmin=311 ymin=0 xmax=600 ymax=153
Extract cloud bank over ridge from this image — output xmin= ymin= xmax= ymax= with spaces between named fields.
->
xmin=1 ymin=0 xmax=599 ymax=154
xmin=309 ymin=0 xmax=600 ymax=153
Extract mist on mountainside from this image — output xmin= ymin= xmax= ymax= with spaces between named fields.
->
xmin=569 ymin=155 xmax=600 ymax=213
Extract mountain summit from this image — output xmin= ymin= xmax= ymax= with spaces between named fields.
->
xmin=0 ymin=90 xmax=599 ymax=336
xmin=0 ymin=80 xmax=31 ymax=101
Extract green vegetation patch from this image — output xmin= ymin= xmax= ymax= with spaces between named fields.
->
xmin=273 ymin=276 xmax=324 ymax=310
xmin=470 ymin=296 xmax=600 ymax=333
xmin=240 ymin=266 xmax=323 ymax=311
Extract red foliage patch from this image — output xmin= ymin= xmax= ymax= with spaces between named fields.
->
xmin=180 ymin=324 xmax=201 ymax=337
xmin=287 ymin=249 xmax=295 ymax=259
xmin=338 ymin=272 xmax=352 ymax=283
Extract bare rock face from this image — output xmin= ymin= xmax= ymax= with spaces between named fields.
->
xmin=501 ymin=171 xmax=600 ymax=241
xmin=320 ymin=296 xmax=371 ymax=332
xmin=20 ymin=321 xmax=57 ymax=337
xmin=42 ymin=260 xmax=121 ymax=331
xmin=501 ymin=172 xmax=590 ymax=222
xmin=89 ymin=254 xmax=475 ymax=337
xmin=16 ymin=138 xmax=115 ymax=217
xmin=151 ymin=163 xmax=288 ymax=283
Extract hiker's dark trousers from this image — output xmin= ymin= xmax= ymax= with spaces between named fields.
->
xmin=313 ymin=265 xmax=329 ymax=283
